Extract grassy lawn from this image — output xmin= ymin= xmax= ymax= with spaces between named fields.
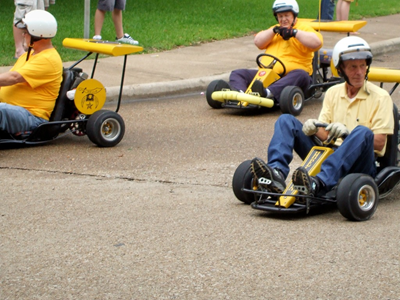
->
xmin=1 ymin=0 xmax=399 ymax=66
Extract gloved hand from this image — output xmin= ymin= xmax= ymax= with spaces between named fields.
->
xmin=273 ymin=26 xmax=281 ymax=34
xmin=302 ymin=119 xmax=320 ymax=136
xmin=326 ymin=122 xmax=349 ymax=140
xmin=278 ymin=27 xmax=297 ymax=40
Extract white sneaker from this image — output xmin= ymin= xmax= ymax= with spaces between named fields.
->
xmin=93 ymin=35 xmax=102 ymax=40
xmin=116 ymin=33 xmax=139 ymax=45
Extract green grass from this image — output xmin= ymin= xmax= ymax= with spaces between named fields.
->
xmin=1 ymin=0 xmax=399 ymax=66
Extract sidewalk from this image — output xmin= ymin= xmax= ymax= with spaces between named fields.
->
xmin=2 ymin=14 xmax=400 ymax=101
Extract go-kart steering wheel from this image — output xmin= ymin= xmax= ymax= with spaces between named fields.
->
xmin=315 ymin=123 xmax=348 ymax=146
xmin=256 ymin=53 xmax=286 ymax=77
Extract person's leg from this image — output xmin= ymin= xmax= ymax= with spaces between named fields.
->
xmin=229 ymin=69 xmax=258 ymax=92
xmin=267 ymin=69 xmax=312 ymax=104
xmin=94 ymin=9 xmax=106 ymax=37
xmin=113 ymin=0 xmax=126 ymax=39
xmin=13 ymin=26 xmax=25 ymax=58
xmin=94 ymin=0 xmax=114 ymax=38
xmin=36 ymin=0 xmax=45 ymax=10
xmin=112 ymin=9 xmax=124 ymax=39
xmin=267 ymin=114 xmax=316 ymax=178
xmin=336 ymin=0 xmax=351 ymax=21
xmin=113 ymin=0 xmax=139 ymax=44
xmin=336 ymin=0 xmax=342 ymax=20
xmin=0 ymin=103 xmax=47 ymax=134
xmin=317 ymin=126 xmax=376 ymax=190
xmin=320 ymin=0 xmax=335 ymax=20
xmin=13 ymin=3 xmax=31 ymax=58
xmin=339 ymin=0 xmax=351 ymax=21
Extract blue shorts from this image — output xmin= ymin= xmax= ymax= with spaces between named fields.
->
xmin=0 ymin=103 xmax=47 ymax=134
xmin=97 ymin=0 xmax=126 ymax=11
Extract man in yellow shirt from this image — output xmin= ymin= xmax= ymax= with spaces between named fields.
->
xmin=229 ymin=0 xmax=323 ymax=103
xmin=251 ymin=36 xmax=394 ymax=196
xmin=0 ymin=10 xmax=62 ymax=135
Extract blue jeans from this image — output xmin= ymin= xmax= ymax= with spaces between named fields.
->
xmin=318 ymin=0 xmax=335 ymax=21
xmin=267 ymin=114 xmax=377 ymax=190
xmin=229 ymin=69 xmax=312 ymax=103
xmin=0 ymin=103 xmax=47 ymax=134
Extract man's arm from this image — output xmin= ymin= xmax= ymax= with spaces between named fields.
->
xmin=254 ymin=28 xmax=276 ymax=50
xmin=374 ymin=134 xmax=387 ymax=152
xmin=294 ymin=30 xmax=322 ymax=50
xmin=315 ymin=129 xmax=387 ymax=152
xmin=0 ymin=71 xmax=26 ymax=87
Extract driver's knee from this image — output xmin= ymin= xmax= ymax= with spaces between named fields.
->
xmin=229 ymin=69 xmax=257 ymax=92
xmin=347 ymin=125 xmax=374 ymax=141
xmin=276 ymin=113 xmax=298 ymax=128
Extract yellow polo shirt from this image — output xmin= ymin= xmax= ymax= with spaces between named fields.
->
xmin=0 ymin=48 xmax=63 ymax=120
xmin=261 ymin=22 xmax=323 ymax=75
xmin=319 ymin=81 xmax=394 ymax=156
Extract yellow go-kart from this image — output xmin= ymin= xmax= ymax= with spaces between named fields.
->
xmin=206 ymin=48 xmax=344 ymax=116
xmin=206 ymin=19 xmax=372 ymax=116
xmin=0 ymin=38 xmax=143 ymax=147
xmin=232 ymin=105 xmax=400 ymax=221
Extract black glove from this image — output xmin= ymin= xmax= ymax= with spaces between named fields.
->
xmin=279 ymin=27 xmax=297 ymax=40
xmin=273 ymin=26 xmax=281 ymax=34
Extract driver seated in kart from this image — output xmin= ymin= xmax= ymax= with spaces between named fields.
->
xmin=250 ymin=36 xmax=394 ymax=196
xmin=0 ymin=10 xmax=62 ymax=136
xmin=229 ymin=0 xmax=323 ymax=103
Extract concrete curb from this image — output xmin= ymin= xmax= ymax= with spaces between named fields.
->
xmin=107 ymin=39 xmax=400 ymax=102
xmin=370 ymin=37 xmax=400 ymax=57
xmin=106 ymin=73 xmax=230 ymax=102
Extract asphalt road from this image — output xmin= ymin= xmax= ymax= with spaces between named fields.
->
xmin=1 ymin=53 xmax=400 ymax=299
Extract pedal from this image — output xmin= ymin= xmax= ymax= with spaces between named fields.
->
xmin=293 ymin=184 xmax=310 ymax=194
xmin=258 ymin=177 xmax=272 ymax=185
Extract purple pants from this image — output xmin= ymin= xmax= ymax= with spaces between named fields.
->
xmin=229 ymin=69 xmax=312 ymax=103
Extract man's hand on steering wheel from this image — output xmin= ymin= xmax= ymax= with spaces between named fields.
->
xmin=325 ymin=122 xmax=349 ymax=144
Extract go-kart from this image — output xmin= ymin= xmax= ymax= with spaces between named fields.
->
xmin=206 ymin=52 xmax=329 ymax=116
xmin=205 ymin=19 xmax=368 ymax=116
xmin=0 ymin=38 xmax=143 ymax=147
xmin=232 ymin=104 xmax=400 ymax=221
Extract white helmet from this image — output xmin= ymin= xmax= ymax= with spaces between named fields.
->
xmin=332 ymin=36 xmax=372 ymax=69
xmin=22 ymin=10 xmax=57 ymax=39
xmin=332 ymin=36 xmax=373 ymax=82
xmin=272 ymin=0 xmax=299 ymax=18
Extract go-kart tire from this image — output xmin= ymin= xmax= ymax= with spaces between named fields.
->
xmin=336 ymin=173 xmax=379 ymax=221
xmin=206 ymin=80 xmax=230 ymax=109
xmin=232 ymin=160 xmax=255 ymax=204
xmin=86 ymin=110 xmax=125 ymax=147
xmin=279 ymin=86 xmax=304 ymax=116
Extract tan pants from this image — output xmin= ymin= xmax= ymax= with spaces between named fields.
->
xmin=14 ymin=0 xmax=45 ymax=24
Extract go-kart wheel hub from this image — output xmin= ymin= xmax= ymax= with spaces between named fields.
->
xmin=101 ymin=118 xmax=121 ymax=140
xmin=292 ymin=93 xmax=303 ymax=110
xmin=357 ymin=185 xmax=376 ymax=211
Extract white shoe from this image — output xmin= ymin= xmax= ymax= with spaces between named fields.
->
xmin=93 ymin=35 xmax=102 ymax=40
xmin=116 ymin=33 xmax=139 ymax=45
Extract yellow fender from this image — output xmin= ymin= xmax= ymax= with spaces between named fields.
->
xmin=211 ymin=91 xmax=275 ymax=108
